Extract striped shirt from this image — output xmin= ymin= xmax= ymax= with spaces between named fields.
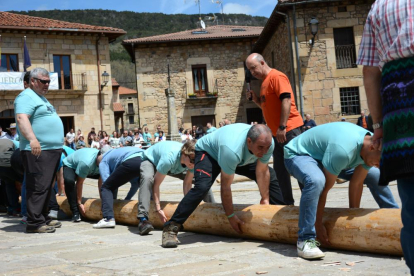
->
xmin=357 ymin=0 xmax=414 ymax=70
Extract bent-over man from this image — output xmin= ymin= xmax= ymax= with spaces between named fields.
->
xmin=284 ymin=122 xmax=397 ymax=260
xmin=162 ymin=123 xmax=286 ymax=248
xmin=93 ymin=147 xmax=143 ymax=228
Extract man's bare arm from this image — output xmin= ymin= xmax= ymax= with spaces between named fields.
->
xmin=255 ymin=160 xmax=270 ymax=205
xmin=183 ymin=171 xmax=194 ymax=195
xmin=276 ymin=97 xmax=291 ymax=143
xmin=363 ymin=66 xmax=383 ymax=149
xmin=348 ymin=165 xmax=369 ymax=208
xmin=16 ymin=113 xmax=41 ymax=156
xmin=221 ymin=171 xmax=244 ymax=234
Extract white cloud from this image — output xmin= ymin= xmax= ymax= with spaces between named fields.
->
xmin=223 ymin=3 xmax=253 ymax=15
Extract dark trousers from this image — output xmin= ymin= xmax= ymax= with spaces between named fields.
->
xmin=273 ymin=127 xmax=302 ymax=205
xmin=0 ymin=166 xmax=23 ymax=213
xmin=63 ymin=166 xmax=99 ymax=216
xmin=63 ymin=166 xmax=79 ymax=216
xmin=169 ymin=151 xmax=286 ymax=225
xmin=101 ymin=156 xmax=142 ymax=219
xmin=21 ymin=149 xmax=62 ymax=229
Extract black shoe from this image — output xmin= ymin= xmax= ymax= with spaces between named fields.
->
xmin=138 ymin=220 xmax=154 ymax=235
xmin=72 ymin=214 xmax=81 ymax=222
xmin=26 ymin=225 xmax=56 ymax=233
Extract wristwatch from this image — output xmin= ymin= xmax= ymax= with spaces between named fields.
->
xmin=372 ymin=122 xmax=383 ymax=130
xmin=279 ymin=125 xmax=287 ymax=130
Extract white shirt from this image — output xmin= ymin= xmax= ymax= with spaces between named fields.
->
xmin=66 ymin=132 xmax=76 ymax=143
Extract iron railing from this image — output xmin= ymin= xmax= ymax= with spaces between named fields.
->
xmin=335 ymin=45 xmax=357 ymax=69
xmin=71 ymin=73 xmax=88 ymax=91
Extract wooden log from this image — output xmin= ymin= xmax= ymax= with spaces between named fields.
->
xmin=57 ymin=197 xmax=403 ymax=256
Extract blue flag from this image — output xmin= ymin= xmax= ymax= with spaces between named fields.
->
xmin=23 ymin=38 xmax=31 ymax=72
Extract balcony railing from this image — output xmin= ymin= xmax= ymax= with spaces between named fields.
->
xmin=335 ymin=45 xmax=357 ymax=69
xmin=185 ymin=79 xmax=219 ymax=100
xmin=71 ymin=73 xmax=88 ymax=91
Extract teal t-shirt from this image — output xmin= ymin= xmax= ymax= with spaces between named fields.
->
xmin=143 ymin=141 xmax=192 ymax=175
xmin=143 ymin=132 xmax=152 ymax=143
xmin=58 ymin=145 xmax=75 ymax=171
xmin=14 ymin=88 xmax=64 ymax=151
xmin=284 ymin=122 xmax=372 ymax=175
xmin=195 ymin=123 xmax=274 ymax=175
xmin=62 ymin=148 xmax=100 ymax=178
xmin=207 ymin=127 xmax=217 ymax=134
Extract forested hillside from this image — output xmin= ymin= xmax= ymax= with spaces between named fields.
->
xmin=10 ymin=9 xmax=267 ymax=88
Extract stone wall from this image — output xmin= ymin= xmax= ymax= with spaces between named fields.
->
xmin=120 ymin=94 xmax=139 ymax=130
xmin=0 ymin=32 xmax=115 ymax=134
xmin=261 ymin=0 xmax=374 ymax=124
xmin=134 ymin=38 xmax=257 ymax=132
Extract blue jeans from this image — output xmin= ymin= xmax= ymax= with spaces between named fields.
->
xmin=68 ymin=142 xmax=76 ymax=151
xmin=285 ymin=155 xmax=325 ymax=241
xmin=338 ymin=167 xmax=399 ymax=208
xmin=398 ymin=176 xmax=414 ymax=274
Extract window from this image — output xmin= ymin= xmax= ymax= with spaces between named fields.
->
xmin=192 ymin=65 xmax=208 ymax=96
xmin=127 ymin=103 xmax=134 ymax=114
xmin=53 ymin=55 xmax=72 ymax=89
xmin=340 ymin=87 xmax=360 ymax=115
xmin=1 ymin=54 xmax=19 ymax=71
xmin=129 ymin=116 xmax=134 ymax=124
xmin=338 ymin=6 xmax=347 ymax=12
xmin=334 ymin=27 xmax=357 ymax=69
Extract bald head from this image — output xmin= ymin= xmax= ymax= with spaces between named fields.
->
xmin=246 ymin=53 xmax=271 ymax=80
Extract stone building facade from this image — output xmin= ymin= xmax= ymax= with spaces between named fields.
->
xmin=119 ymin=86 xmax=139 ymax=130
xmin=123 ymin=25 xmax=263 ymax=133
xmin=0 ymin=12 xmax=125 ymax=134
xmin=253 ymin=0 xmax=375 ymax=124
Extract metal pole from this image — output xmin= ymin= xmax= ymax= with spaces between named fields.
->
xmin=292 ymin=5 xmax=304 ymax=117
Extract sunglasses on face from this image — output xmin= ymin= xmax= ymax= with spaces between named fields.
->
xmin=34 ymin=78 xmax=51 ymax=85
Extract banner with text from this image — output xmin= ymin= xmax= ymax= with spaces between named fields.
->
xmin=0 ymin=72 xmax=59 ymax=90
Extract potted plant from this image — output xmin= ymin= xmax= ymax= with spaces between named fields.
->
xmin=212 ymin=92 xmax=218 ymax=97
xmin=206 ymin=92 xmax=214 ymax=97
xmin=188 ymin=93 xmax=197 ymax=99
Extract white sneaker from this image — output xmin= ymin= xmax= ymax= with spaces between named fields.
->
xmin=297 ymin=240 xmax=325 ymax=259
xmin=93 ymin=218 xmax=116 ymax=229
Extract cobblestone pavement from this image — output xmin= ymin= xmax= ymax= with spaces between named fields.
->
xmin=0 ymin=175 xmax=410 ymax=276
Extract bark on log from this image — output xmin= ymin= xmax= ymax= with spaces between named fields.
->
xmin=57 ymin=197 xmax=403 ymax=256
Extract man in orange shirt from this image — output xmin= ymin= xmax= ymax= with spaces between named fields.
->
xmin=246 ymin=53 xmax=303 ymax=205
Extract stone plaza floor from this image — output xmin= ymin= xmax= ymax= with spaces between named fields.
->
xmin=0 ymin=175 xmax=410 ymax=275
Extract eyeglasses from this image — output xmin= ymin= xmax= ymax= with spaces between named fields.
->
xmin=34 ymin=78 xmax=51 ymax=85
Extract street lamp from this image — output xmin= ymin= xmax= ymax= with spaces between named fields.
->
xmin=101 ymin=71 xmax=110 ymax=88
xmin=308 ymin=17 xmax=319 ymax=46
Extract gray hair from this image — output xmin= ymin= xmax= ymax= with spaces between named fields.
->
xmin=30 ymin=68 xmax=49 ymax=80
xmin=247 ymin=124 xmax=272 ymax=143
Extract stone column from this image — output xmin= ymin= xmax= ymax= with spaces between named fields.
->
xmin=165 ymin=88 xmax=181 ymax=142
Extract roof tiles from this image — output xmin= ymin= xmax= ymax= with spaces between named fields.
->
xmin=123 ymin=25 xmax=263 ymax=44
xmin=119 ymin=86 xmax=137 ymax=95
xmin=0 ymin=11 xmax=125 ymax=34
xmin=112 ymin=102 xmax=125 ymax=112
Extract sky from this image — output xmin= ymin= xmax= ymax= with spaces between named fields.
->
xmin=0 ymin=0 xmax=277 ymax=18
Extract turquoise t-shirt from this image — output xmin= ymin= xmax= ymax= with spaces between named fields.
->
xmin=14 ymin=88 xmax=64 ymax=151
xmin=143 ymin=132 xmax=152 ymax=143
xmin=207 ymin=127 xmax=217 ymax=134
xmin=58 ymin=145 xmax=75 ymax=171
xmin=62 ymin=148 xmax=100 ymax=178
xmin=143 ymin=141 xmax=192 ymax=175
xmin=284 ymin=122 xmax=372 ymax=175
xmin=195 ymin=123 xmax=274 ymax=175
